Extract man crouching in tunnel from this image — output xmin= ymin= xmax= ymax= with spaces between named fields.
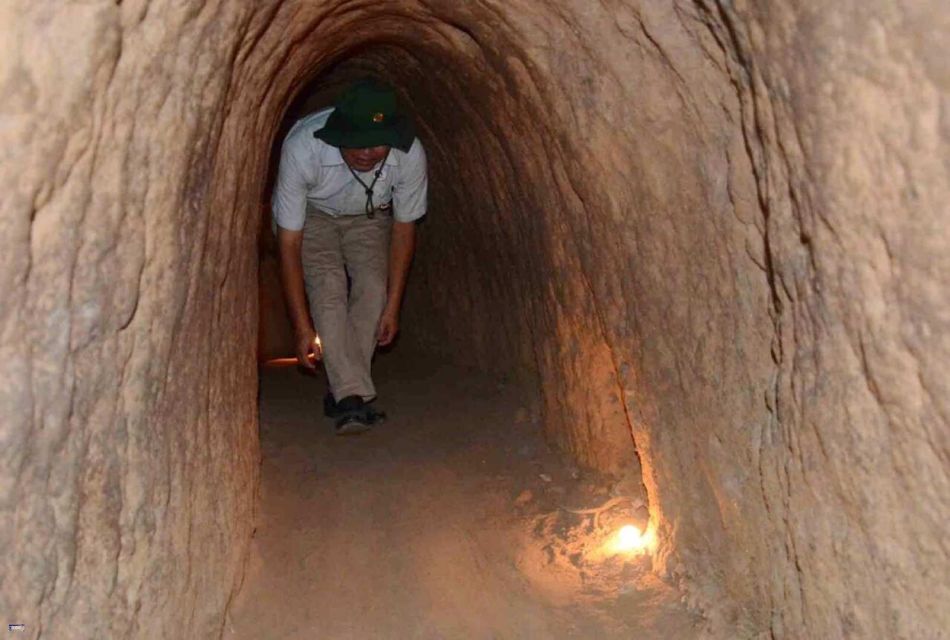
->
xmin=272 ymin=79 xmax=427 ymax=434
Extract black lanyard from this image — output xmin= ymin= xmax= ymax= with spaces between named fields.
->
xmin=345 ymin=149 xmax=391 ymax=218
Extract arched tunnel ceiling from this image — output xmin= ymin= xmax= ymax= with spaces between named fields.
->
xmin=0 ymin=1 xmax=946 ymax=638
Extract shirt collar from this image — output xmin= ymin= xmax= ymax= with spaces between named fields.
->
xmin=318 ymin=144 xmax=399 ymax=168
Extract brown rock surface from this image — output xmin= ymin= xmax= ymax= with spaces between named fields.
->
xmin=1 ymin=1 xmax=946 ymax=639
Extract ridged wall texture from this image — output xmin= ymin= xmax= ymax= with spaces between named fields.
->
xmin=1 ymin=1 xmax=947 ymax=638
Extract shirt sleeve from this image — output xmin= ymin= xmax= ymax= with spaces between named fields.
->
xmin=393 ymin=138 xmax=428 ymax=223
xmin=271 ymin=136 xmax=310 ymax=232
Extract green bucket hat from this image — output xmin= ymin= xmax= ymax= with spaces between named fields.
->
xmin=314 ymin=79 xmax=415 ymax=152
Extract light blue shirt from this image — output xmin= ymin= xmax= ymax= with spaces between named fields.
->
xmin=272 ymin=108 xmax=428 ymax=229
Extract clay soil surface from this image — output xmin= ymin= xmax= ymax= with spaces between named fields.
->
xmin=225 ymin=353 xmax=701 ymax=639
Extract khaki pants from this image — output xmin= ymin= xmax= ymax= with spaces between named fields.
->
xmin=301 ymin=205 xmax=392 ymax=402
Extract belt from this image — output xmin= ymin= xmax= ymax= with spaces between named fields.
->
xmin=306 ymin=202 xmax=392 ymax=218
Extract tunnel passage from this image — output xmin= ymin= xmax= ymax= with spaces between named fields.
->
xmin=259 ymin=41 xmax=645 ymax=479
xmin=2 ymin=1 xmax=947 ymax=639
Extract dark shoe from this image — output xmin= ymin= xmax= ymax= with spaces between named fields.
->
xmin=325 ymin=393 xmax=367 ymax=418
xmin=335 ymin=412 xmax=373 ymax=435
xmin=334 ymin=395 xmax=372 ymax=436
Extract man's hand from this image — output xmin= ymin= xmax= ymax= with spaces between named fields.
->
xmin=295 ymin=327 xmax=322 ymax=369
xmin=376 ymin=306 xmax=399 ymax=346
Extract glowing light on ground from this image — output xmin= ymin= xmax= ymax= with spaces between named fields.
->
xmin=605 ymin=524 xmax=655 ymax=556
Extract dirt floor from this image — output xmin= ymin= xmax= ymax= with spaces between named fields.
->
xmin=224 ymin=353 xmax=702 ymax=639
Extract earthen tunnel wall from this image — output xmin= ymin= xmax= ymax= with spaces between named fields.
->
xmin=0 ymin=1 xmax=946 ymax=638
